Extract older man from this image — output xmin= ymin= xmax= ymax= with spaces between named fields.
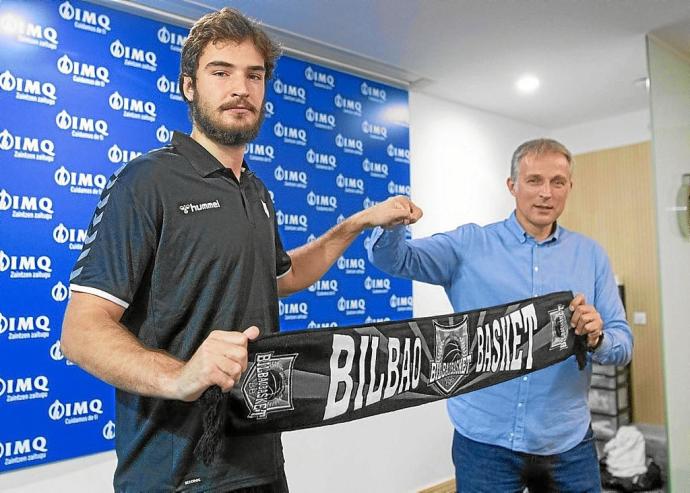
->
xmin=368 ymin=138 xmax=633 ymax=492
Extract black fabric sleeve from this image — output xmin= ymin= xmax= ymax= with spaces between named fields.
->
xmin=69 ymin=169 xmax=158 ymax=308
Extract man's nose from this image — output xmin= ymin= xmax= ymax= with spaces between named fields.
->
xmin=229 ymin=74 xmax=249 ymax=98
xmin=539 ymin=183 xmax=552 ymax=197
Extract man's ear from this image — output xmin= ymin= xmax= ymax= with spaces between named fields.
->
xmin=507 ymin=177 xmax=517 ymax=197
xmin=182 ymin=75 xmax=195 ymax=102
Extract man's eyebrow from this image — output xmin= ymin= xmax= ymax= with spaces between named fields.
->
xmin=204 ymin=61 xmax=266 ymax=71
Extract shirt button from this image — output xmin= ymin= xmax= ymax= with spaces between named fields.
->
xmin=534 ymin=266 xmax=539 ymax=272
xmin=523 ymin=377 xmax=528 ymax=381
xmin=510 ymin=432 xmax=514 ymax=437
xmin=518 ymin=403 xmax=523 ymax=408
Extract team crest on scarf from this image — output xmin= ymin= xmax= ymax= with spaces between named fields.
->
xmin=242 ymin=352 xmax=298 ymax=420
xmin=429 ymin=315 xmax=472 ymax=395
xmin=549 ymin=304 xmax=568 ymax=350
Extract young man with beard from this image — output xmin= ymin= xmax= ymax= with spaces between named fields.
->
xmin=60 ymin=8 xmax=421 ymax=492
xmin=368 ymin=139 xmax=633 ymax=492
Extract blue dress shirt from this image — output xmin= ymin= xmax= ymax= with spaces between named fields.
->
xmin=368 ymin=211 xmax=633 ymax=455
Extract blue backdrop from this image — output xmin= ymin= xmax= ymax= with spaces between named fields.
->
xmin=0 ymin=0 xmax=411 ymax=471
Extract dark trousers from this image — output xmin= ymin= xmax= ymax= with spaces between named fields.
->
xmin=452 ymin=428 xmax=601 ymax=493
xmin=228 ymin=470 xmax=289 ymax=493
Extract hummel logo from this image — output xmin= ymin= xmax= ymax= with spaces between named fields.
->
xmin=179 ymin=199 xmax=221 ymax=214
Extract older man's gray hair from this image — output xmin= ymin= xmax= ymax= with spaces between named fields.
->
xmin=510 ymin=138 xmax=574 ymax=183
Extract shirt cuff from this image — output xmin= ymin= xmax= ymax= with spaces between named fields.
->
xmin=369 ymin=225 xmax=406 ymax=252
xmin=70 ymin=284 xmax=130 ymax=309
xmin=592 ymin=330 xmax=613 ymax=356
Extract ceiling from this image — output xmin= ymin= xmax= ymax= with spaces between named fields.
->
xmin=119 ymin=0 xmax=690 ymax=129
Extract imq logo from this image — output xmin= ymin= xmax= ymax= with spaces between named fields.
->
xmin=362 ymin=158 xmax=388 ymax=178
xmin=0 ymin=70 xmax=56 ymax=106
xmin=305 ymin=107 xmax=336 ymax=130
xmin=49 ymin=340 xmax=75 ymax=366
xmin=274 ymin=166 xmax=307 ymax=189
xmin=388 ymin=180 xmax=411 ymax=196
xmin=307 ymin=191 xmax=337 ymax=212
xmin=272 ymin=79 xmax=306 ymax=104
xmin=361 ymin=81 xmax=387 ymax=103
xmin=337 ymin=297 xmax=366 ymax=316
xmin=275 ymin=210 xmax=308 ymax=232
xmin=53 ymin=223 xmax=89 ymax=251
xmin=109 ymin=91 xmax=156 ymax=122
xmin=279 ymin=301 xmax=308 ymax=321
xmin=0 ymin=13 xmax=58 ymax=50
xmin=108 ymin=144 xmax=141 ymax=164
xmin=264 ymin=100 xmax=275 ymax=118
xmin=337 ymin=256 xmax=366 ymax=275
xmin=307 ymin=321 xmax=338 ymax=329
xmin=334 ymin=94 xmax=362 ymax=116
xmin=387 ymin=143 xmax=410 ymax=164
xmin=156 ymin=125 xmax=172 ymax=143
xmin=308 ymin=279 xmax=338 ymax=297
xmin=0 ymin=312 xmax=51 ymax=340
xmin=55 ymin=109 xmax=108 ymax=141
xmin=363 ymin=197 xmax=381 ymax=209
xmin=245 ymin=143 xmax=275 ymax=163
xmin=306 ymin=149 xmax=336 ymax=171
xmin=0 ymin=436 xmax=48 ymax=464
xmin=0 ymin=129 xmax=55 ymax=162
xmin=364 ymin=276 xmax=391 ymax=294
xmin=335 ymin=133 xmax=363 ymax=155
xmin=54 ymin=166 xmax=107 ymax=196
xmin=273 ymin=122 xmax=307 ymax=146
xmin=59 ymin=1 xmax=111 ymax=35
xmin=0 ymin=375 xmax=49 ymax=402
xmin=365 ymin=315 xmax=391 ymax=324
xmin=57 ymin=54 xmax=109 ymax=87
xmin=51 ymin=281 xmax=69 ymax=302
xmin=304 ymin=66 xmax=335 ymax=90
xmin=390 ymin=294 xmax=413 ymax=312
xmin=361 ymin=120 xmax=388 ymax=140
xmin=157 ymin=26 xmax=186 ymax=52
xmin=336 ymin=174 xmax=365 ymax=195
xmin=0 ymin=250 xmax=51 ymax=279
xmin=156 ymin=75 xmax=182 ymax=101
xmin=0 ymin=189 xmax=53 ymax=220
xmin=110 ymin=39 xmax=157 ymax=71
xmin=102 ymin=421 xmax=116 ymax=440
xmin=49 ymin=398 xmax=104 ymax=424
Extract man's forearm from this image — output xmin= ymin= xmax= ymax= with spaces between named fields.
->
xmin=278 ymin=211 xmax=368 ymax=295
xmin=62 ymin=305 xmax=183 ymax=399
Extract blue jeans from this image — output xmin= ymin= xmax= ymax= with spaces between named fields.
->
xmin=452 ymin=428 xmax=601 ymax=493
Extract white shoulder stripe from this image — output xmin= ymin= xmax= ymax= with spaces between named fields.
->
xmin=70 ymin=284 xmax=130 ymax=309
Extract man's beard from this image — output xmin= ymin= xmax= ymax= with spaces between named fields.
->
xmin=191 ymin=95 xmax=265 ymax=146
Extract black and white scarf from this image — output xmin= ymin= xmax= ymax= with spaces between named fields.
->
xmin=195 ymin=291 xmax=586 ymax=464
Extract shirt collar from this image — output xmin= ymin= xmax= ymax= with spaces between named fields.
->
xmin=505 ymin=210 xmax=561 ymax=244
xmin=171 ymin=131 xmax=252 ymax=178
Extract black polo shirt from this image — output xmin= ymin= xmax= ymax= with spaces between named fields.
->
xmin=70 ymin=131 xmax=292 ymax=492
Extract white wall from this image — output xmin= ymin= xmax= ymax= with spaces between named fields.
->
xmin=549 ymin=109 xmax=651 ymax=155
xmin=0 ymin=91 xmax=544 ymax=493
xmin=408 ymin=92 xmax=545 ymax=318
xmin=647 ymin=37 xmax=690 ymax=491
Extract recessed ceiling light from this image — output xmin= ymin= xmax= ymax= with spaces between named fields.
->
xmin=516 ymin=75 xmax=540 ymax=94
